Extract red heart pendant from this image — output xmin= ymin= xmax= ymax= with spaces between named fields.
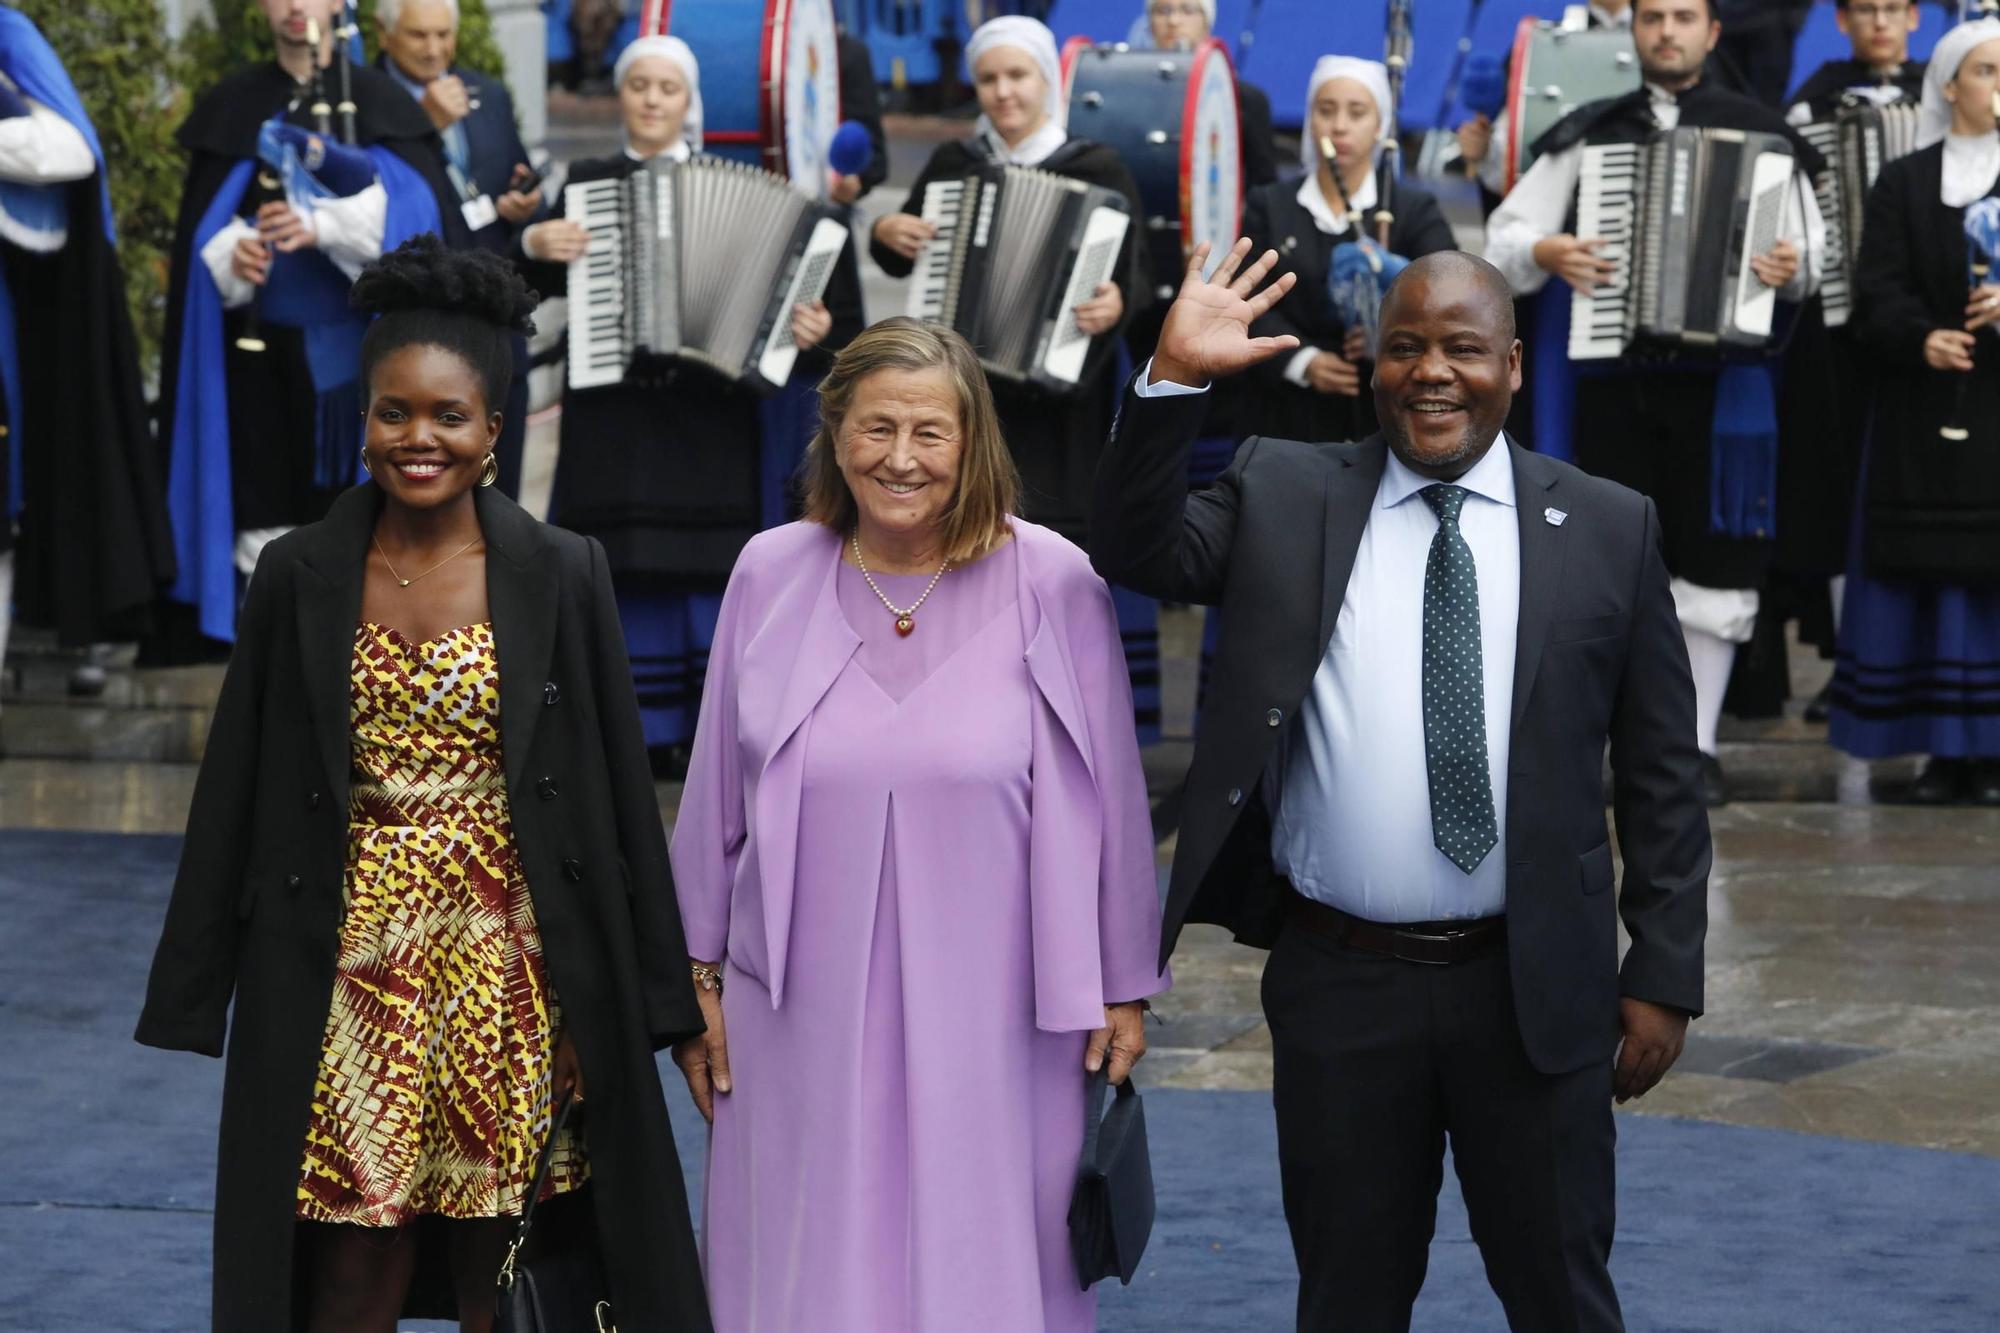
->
xmin=895 ymin=615 xmax=915 ymax=637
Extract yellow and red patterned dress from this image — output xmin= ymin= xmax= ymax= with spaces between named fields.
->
xmin=297 ymin=622 xmax=585 ymax=1227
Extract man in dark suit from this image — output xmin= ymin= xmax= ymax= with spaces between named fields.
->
xmin=1142 ymin=0 xmax=1279 ymax=187
xmin=377 ymin=0 xmax=543 ymax=495
xmin=1090 ymin=243 xmax=1711 ymax=1331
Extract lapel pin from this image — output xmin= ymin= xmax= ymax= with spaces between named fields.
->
xmin=1544 ymin=507 xmax=1568 ymax=527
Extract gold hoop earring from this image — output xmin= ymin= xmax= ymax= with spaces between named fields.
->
xmin=478 ymin=452 xmax=499 ymax=488
xmin=359 ymin=446 xmax=372 ymax=478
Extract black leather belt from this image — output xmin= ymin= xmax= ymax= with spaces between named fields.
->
xmin=1285 ymin=888 xmax=1505 ymax=966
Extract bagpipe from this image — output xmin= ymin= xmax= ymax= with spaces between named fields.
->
xmin=1327 ymin=0 xmax=1415 ymax=358
xmin=236 ymin=5 xmax=366 ymax=354
xmin=1942 ymin=198 xmax=2000 ymax=441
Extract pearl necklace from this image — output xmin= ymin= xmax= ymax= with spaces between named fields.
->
xmin=852 ymin=532 xmax=950 ymax=637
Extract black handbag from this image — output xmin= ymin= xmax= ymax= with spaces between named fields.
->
xmin=495 ymin=1089 xmax=616 ymax=1333
xmin=1066 ymin=1067 xmax=1156 ymax=1289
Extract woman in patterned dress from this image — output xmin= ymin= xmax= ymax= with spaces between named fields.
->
xmin=137 ymin=238 xmax=713 ymax=1332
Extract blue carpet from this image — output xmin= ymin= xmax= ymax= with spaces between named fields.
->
xmin=2 ymin=829 xmax=1995 ymax=1330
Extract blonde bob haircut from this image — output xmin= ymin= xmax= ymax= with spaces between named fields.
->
xmin=801 ymin=317 xmax=1020 ymax=563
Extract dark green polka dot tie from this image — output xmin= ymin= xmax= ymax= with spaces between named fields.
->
xmin=1419 ymin=484 xmax=1498 ymax=874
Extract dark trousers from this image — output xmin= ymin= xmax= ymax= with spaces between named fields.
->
xmin=1262 ymin=920 xmax=1623 ymax=1332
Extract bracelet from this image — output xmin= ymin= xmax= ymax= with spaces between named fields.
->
xmin=690 ymin=962 xmax=723 ymax=995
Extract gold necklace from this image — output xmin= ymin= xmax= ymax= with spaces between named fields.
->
xmin=373 ymin=532 xmax=482 ymax=588
xmin=852 ymin=532 xmax=950 ymax=637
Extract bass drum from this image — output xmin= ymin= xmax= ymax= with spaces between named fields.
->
xmin=1502 ymin=18 xmax=1640 ymax=192
xmin=1061 ymin=37 xmax=1242 ymax=302
xmin=642 ymin=0 xmax=842 ymax=193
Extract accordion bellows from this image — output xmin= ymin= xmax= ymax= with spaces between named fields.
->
xmin=1570 ymin=126 xmax=1795 ymax=361
xmin=905 ymin=163 xmax=1131 ymax=393
xmin=1800 ymin=102 xmax=1923 ymax=329
xmin=566 ymin=157 xmax=847 ymax=392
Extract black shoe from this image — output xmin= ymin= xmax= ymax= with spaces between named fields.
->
xmin=1971 ymin=761 xmax=2000 ymax=806
xmin=1910 ymin=757 xmax=1969 ymax=804
xmin=1802 ymin=679 xmax=1833 ymax=724
xmin=1698 ymin=752 xmax=1729 ymax=807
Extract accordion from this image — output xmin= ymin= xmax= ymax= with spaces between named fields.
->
xmin=904 ymin=163 xmax=1131 ymax=392
xmin=565 ymin=157 xmax=848 ymax=392
xmin=1569 ymin=127 xmax=1796 ymax=361
xmin=1799 ymin=102 xmax=1922 ymax=327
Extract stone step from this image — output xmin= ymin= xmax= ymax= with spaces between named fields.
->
xmin=2 ymin=640 xmax=221 ymax=765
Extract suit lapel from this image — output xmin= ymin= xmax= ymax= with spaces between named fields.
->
xmin=478 ymin=487 xmax=559 ymax=796
xmin=295 ymin=486 xmax=377 ymax=807
xmin=1317 ymin=439 xmax=1387 ymax=654
xmin=1509 ymin=444 xmax=1569 ymax=740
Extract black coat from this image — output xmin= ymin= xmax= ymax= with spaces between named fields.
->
xmin=837 ymin=31 xmax=890 ymax=198
xmin=1 ymin=168 xmax=175 ymax=644
xmin=523 ymin=152 xmax=865 ymax=580
xmin=1773 ymin=67 xmax=1926 ymax=577
xmin=135 ymin=484 xmax=712 ymax=1332
xmin=1240 ymin=176 xmax=1457 ymax=443
xmin=872 ymin=137 xmax=1151 ymax=542
xmin=1238 ymin=78 xmax=1279 ymax=189
xmin=1090 ymin=383 xmax=1711 ymax=1074
xmin=1852 ymin=143 xmax=2000 ymax=583
xmin=1788 ymin=57 xmax=1926 ymax=121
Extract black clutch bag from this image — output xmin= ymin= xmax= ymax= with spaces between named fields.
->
xmin=496 ymin=1089 xmax=617 ymax=1333
xmin=1067 ymin=1067 xmax=1156 ymax=1289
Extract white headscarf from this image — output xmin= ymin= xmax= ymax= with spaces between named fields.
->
xmin=1299 ymin=55 xmax=1393 ymax=175
xmin=966 ymin=16 xmax=1066 ymax=150
xmin=614 ymin=35 xmax=704 ymax=151
xmin=1918 ymin=19 xmax=2000 ymax=150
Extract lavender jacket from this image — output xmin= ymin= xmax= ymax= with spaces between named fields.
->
xmin=670 ymin=518 xmax=1169 ymax=1031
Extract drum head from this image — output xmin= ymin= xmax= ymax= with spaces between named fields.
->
xmin=1504 ymin=17 xmax=1639 ymax=192
xmin=1183 ymin=40 xmax=1241 ymax=278
xmin=775 ymin=0 xmax=841 ymax=191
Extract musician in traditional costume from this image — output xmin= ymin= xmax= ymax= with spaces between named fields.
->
xmin=1831 ymin=18 xmax=2000 ymax=804
xmin=1486 ymin=0 xmax=1826 ymax=805
xmin=1241 ymin=56 xmax=1457 ymax=444
xmin=1768 ymin=0 xmax=1926 ymax=721
xmin=519 ymin=35 xmax=851 ymax=765
xmin=1137 ymin=0 xmax=1278 ymax=187
xmin=0 ymin=10 xmax=175 ymax=699
xmin=870 ymin=16 xmax=1156 ymax=736
xmin=378 ymin=0 xmax=545 ymax=498
xmin=161 ymin=0 xmax=458 ymax=648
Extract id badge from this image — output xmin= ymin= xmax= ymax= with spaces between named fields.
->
xmin=461 ymin=193 xmax=500 ymax=232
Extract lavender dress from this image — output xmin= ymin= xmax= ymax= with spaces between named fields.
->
xmin=694 ymin=540 xmax=1116 ymax=1332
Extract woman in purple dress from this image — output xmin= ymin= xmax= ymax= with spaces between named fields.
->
xmin=670 ymin=318 xmax=1169 ymax=1331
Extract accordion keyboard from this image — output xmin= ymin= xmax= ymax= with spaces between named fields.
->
xmin=566 ymin=177 xmax=630 ymax=390
xmin=907 ymin=179 xmax=967 ymax=322
xmin=1569 ymin=143 xmax=1641 ymax=361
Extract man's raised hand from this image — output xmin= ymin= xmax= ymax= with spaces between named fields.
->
xmin=1148 ymin=237 xmax=1299 ymax=388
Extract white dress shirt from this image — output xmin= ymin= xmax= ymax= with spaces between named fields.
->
xmin=1484 ymin=82 xmax=1825 ymax=303
xmin=1271 ymin=440 xmax=1519 ymax=923
xmin=1131 ymin=366 xmax=1520 ymax=919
